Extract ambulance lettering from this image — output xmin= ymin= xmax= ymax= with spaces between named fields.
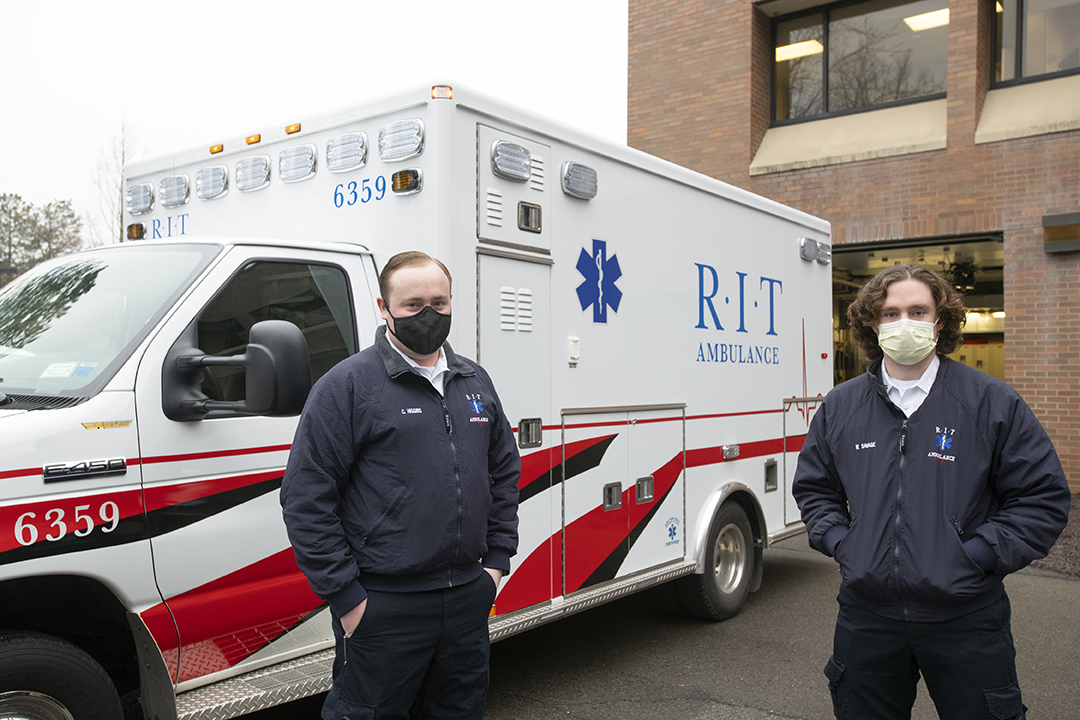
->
xmin=695 ymin=263 xmax=784 ymax=363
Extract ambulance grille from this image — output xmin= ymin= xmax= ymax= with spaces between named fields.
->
xmin=485 ymin=188 xmax=504 ymax=227
xmin=530 ymin=155 xmax=545 ymax=191
xmin=499 ymin=287 xmax=533 ymax=332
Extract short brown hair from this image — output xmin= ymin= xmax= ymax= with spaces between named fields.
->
xmin=847 ymin=264 xmax=967 ymax=361
xmin=378 ymin=251 xmax=452 ymax=303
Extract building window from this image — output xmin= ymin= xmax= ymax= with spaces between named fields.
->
xmin=995 ymin=0 xmax=1080 ymax=83
xmin=773 ymin=0 xmax=949 ymax=122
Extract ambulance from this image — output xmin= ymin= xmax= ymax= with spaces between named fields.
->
xmin=0 ymin=83 xmax=832 ymax=720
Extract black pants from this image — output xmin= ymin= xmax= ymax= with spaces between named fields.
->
xmin=826 ymin=591 xmax=1026 ymax=720
xmin=322 ymin=573 xmax=498 ymax=720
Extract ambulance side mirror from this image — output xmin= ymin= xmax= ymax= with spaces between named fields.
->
xmin=163 ymin=320 xmax=312 ymax=421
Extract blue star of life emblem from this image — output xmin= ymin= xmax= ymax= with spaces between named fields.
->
xmin=469 ymin=398 xmax=484 ymax=414
xmin=575 ymin=239 xmax=622 ymax=323
xmin=668 ymin=524 xmax=678 ymax=540
xmin=936 ymin=434 xmax=952 ymax=452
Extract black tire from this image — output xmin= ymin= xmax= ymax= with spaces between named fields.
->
xmin=677 ymin=501 xmax=755 ymax=621
xmin=0 ymin=631 xmax=123 ymax=720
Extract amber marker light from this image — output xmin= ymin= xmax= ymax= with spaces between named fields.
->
xmin=286 ymin=123 xmax=301 ymax=134
xmin=209 ymin=144 xmax=224 ymax=154
xmin=391 ymin=169 xmax=422 ymax=195
xmin=246 ymin=134 xmax=261 ymax=145
xmin=432 ymin=85 xmax=453 ymax=100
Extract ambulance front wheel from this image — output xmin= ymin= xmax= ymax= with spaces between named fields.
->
xmin=678 ymin=501 xmax=754 ymax=621
xmin=0 ymin=631 xmax=123 ymax=720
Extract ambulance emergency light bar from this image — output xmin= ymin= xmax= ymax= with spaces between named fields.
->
xmin=160 ymin=175 xmax=190 ymax=208
xmin=491 ymin=141 xmax=532 ymax=182
xmin=236 ymin=156 xmax=271 ymax=192
xmin=561 ymin=162 xmax=598 ymax=200
xmin=196 ymin=166 xmax=228 ymax=200
xmin=379 ymin=120 xmax=424 ymax=162
xmin=799 ymin=236 xmax=832 ymax=264
xmin=126 ymin=183 xmax=154 ymax=215
xmin=279 ymin=145 xmax=317 ymax=183
xmin=327 ymin=133 xmax=368 ymax=173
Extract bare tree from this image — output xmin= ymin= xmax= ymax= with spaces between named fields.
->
xmin=88 ymin=122 xmax=142 ymax=247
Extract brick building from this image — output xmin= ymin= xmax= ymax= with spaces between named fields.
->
xmin=628 ymin=0 xmax=1080 ymax=490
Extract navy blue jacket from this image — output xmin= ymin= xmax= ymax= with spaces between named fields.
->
xmin=793 ymin=356 xmax=1070 ymax=622
xmin=281 ymin=327 xmax=520 ymax=618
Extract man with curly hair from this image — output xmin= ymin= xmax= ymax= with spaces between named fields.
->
xmin=793 ymin=264 xmax=1070 ymax=719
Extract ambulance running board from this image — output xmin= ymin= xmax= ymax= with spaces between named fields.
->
xmin=175 ymin=560 xmax=696 ymax=720
xmin=176 ymin=649 xmax=334 ymax=720
xmin=489 ymin=559 xmax=697 ymax=642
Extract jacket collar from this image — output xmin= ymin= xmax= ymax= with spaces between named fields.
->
xmin=373 ymin=325 xmax=475 ymax=381
xmin=867 ymin=355 xmax=950 ymax=401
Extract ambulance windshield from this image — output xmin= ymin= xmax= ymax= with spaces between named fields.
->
xmin=0 ymin=244 xmax=219 ymax=399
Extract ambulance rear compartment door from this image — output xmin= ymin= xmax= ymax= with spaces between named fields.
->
xmin=476 ymin=249 xmax=554 ymax=612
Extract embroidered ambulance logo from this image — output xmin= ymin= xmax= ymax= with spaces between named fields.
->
xmin=928 ymin=427 xmax=956 ymax=464
xmin=576 ymin=238 xmax=622 ymax=323
xmin=467 ymin=395 xmax=489 ymax=424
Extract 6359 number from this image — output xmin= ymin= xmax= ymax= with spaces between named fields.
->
xmin=334 ymin=177 xmax=387 ymax=207
xmin=14 ymin=502 xmax=120 ymax=546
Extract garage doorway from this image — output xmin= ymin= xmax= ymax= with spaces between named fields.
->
xmin=831 ymin=235 xmax=1005 ymax=384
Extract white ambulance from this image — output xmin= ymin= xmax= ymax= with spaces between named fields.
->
xmin=0 ymin=83 xmax=832 ymax=720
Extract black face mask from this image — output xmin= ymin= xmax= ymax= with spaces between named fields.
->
xmin=387 ymin=305 xmax=452 ymax=356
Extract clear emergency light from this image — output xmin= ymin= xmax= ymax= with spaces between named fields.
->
xmin=160 ymin=175 xmax=190 ymax=208
xmin=126 ymin=183 xmax=154 ymax=215
xmin=491 ymin=141 xmax=531 ymax=182
xmin=196 ymin=166 xmax=229 ymax=200
xmin=817 ymin=242 xmax=832 ymax=264
xmin=561 ymin=162 xmax=598 ymax=199
xmin=327 ymin=133 xmax=368 ymax=173
xmin=799 ymin=237 xmax=832 ymax=264
xmin=236 ymin=156 xmax=271 ymax=192
xmin=279 ymin=145 xmax=317 ymax=183
xmin=379 ymin=120 xmax=424 ymax=162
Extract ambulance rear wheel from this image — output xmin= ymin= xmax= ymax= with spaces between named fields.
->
xmin=0 ymin=631 xmax=122 ymax=720
xmin=678 ymin=501 xmax=754 ymax=621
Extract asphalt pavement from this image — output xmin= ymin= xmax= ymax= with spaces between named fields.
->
xmin=482 ymin=535 xmax=1080 ymax=720
xmin=246 ymin=534 xmax=1080 ymax=719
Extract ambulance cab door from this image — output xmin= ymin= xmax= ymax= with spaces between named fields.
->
xmin=476 ymin=250 xmax=554 ymax=616
xmin=134 ymin=246 xmax=378 ymax=685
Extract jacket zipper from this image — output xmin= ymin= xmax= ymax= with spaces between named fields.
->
xmin=893 ymin=419 xmax=910 ymax=621
xmin=439 ymin=394 xmax=464 ymax=586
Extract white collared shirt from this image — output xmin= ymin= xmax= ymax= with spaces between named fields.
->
xmin=882 ymin=354 xmax=939 ymax=417
xmin=387 ymin=334 xmax=448 ymax=396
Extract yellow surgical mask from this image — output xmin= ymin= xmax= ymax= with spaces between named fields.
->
xmin=877 ymin=319 xmax=937 ymax=365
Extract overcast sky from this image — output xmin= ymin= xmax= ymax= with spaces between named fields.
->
xmin=0 ymin=0 xmax=628 ymax=239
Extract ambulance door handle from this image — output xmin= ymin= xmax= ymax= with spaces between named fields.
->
xmin=517 ymin=418 xmax=542 ymax=449
xmin=603 ymin=482 xmax=623 ymax=511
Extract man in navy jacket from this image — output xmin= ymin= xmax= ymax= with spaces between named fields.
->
xmin=793 ymin=264 xmax=1069 ymax=720
xmin=281 ymin=251 xmax=520 ymax=719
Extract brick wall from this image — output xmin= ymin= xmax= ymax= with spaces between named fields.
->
xmin=629 ymin=0 xmax=1080 ymax=490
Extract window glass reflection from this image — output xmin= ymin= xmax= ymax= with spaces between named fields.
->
xmin=775 ymin=14 xmax=825 ymax=120
xmin=1024 ymin=0 xmax=1080 ymax=76
xmin=829 ymin=0 xmax=948 ymax=113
